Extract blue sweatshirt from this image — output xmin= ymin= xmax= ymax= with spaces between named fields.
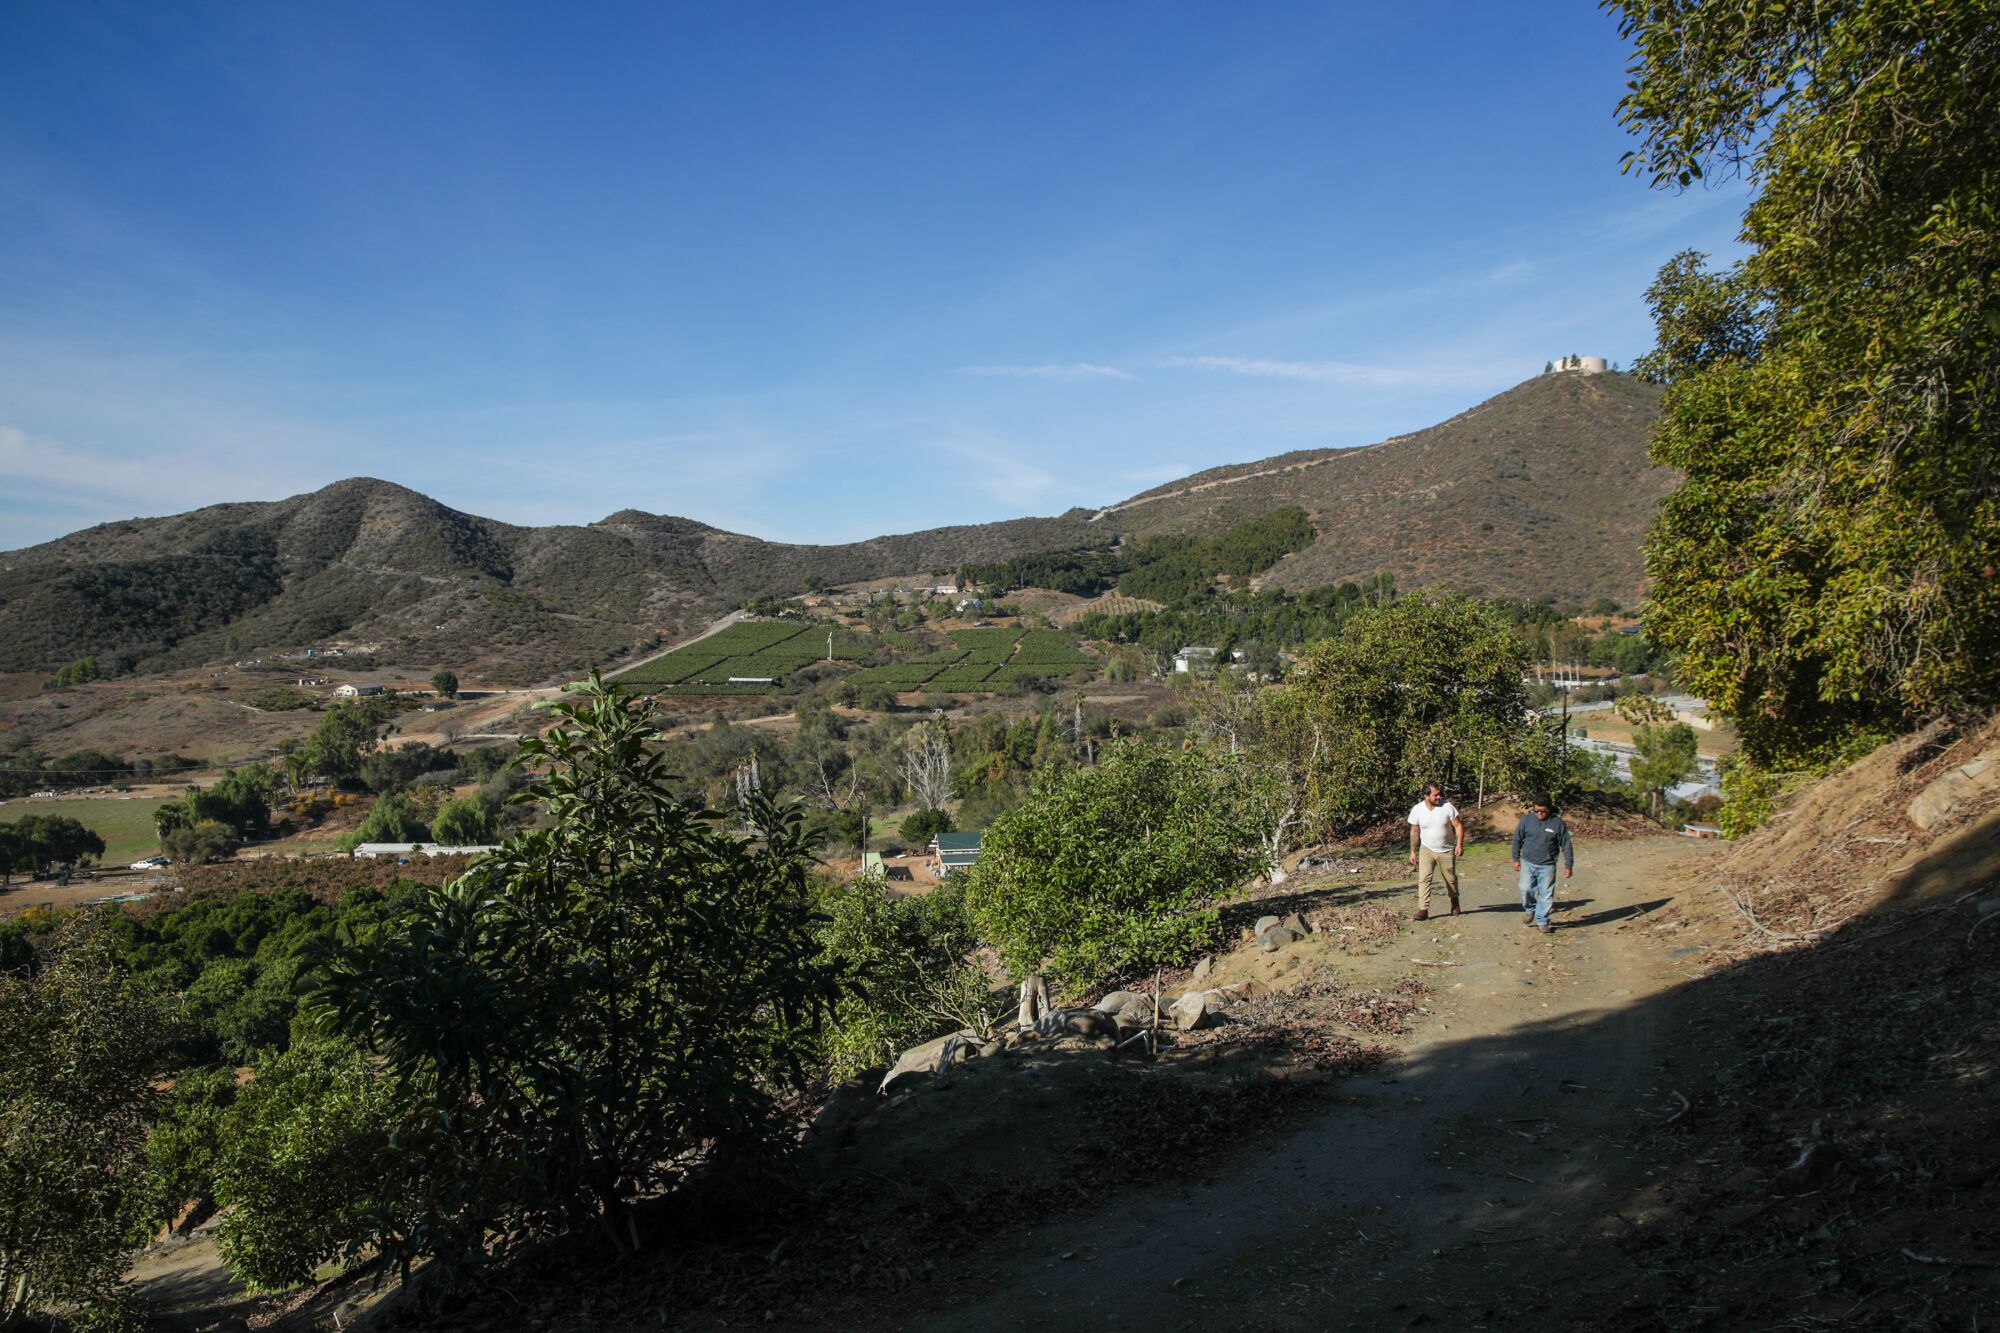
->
xmin=1511 ymin=812 xmax=1574 ymax=869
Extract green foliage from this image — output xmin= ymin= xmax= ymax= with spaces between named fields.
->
xmin=898 ymin=807 xmax=952 ymax=846
xmin=430 ymin=793 xmax=501 ymax=845
xmin=1630 ymin=722 xmax=1700 ymax=799
xmin=162 ymin=820 xmax=241 ymax=866
xmin=0 ymin=920 xmax=178 ymax=1328
xmin=245 ymin=687 xmax=318 ymax=712
xmin=1116 ymin=509 xmax=1319 ymax=604
xmin=1286 ymin=593 xmax=1530 ymax=829
xmin=0 ymin=814 xmax=108 ymax=879
xmin=430 ymin=669 xmax=458 ymax=698
xmin=139 ymin=1066 xmax=238 ymax=1234
xmin=45 ymin=655 xmax=102 ymax=689
xmin=312 ymin=673 xmax=847 ymax=1288
xmin=334 ymin=791 xmax=432 ymax=852
xmin=1613 ymin=0 xmax=2000 ymax=762
xmin=815 ymin=880 xmax=990 ymax=1078
xmin=964 ymin=744 xmax=1262 ymax=996
xmin=213 ymin=1040 xmax=395 ymax=1291
xmin=302 ymin=704 xmax=386 ymax=785
xmin=963 ymin=547 xmax=1125 ymax=597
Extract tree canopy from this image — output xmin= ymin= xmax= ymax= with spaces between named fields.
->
xmin=1613 ymin=0 xmax=2000 ymax=764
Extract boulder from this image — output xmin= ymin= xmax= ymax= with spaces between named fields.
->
xmin=1282 ymin=913 xmax=1312 ymax=936
xmin=1036 ymin=1007 xmax=1121 ymax=1045
xmin=807 ymin=1077 xmax=880 ymax=1146
xmin=1190 ymin=956 xmax=1214 ymax=985
xmin=879 ymin=1028 xmax=978 ymax=1095
xmin=1907 ymin=752 xmax=1999 ymax=829
xmin=1170 ymin=990 xmax=1214 ymax=1031
xmin=1254 ymin=914 xmax=1283 ymax=935
xmin=1257 ymin=926 xmax=1299 ymax=952
xmin=1094 ymin=990 xmax=1143 ymax=1014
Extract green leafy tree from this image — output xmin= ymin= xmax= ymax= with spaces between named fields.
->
xmin=212 ymin=1040 xmax=395 ymax=1292
xmin=897 ymin=806 xmax=952 ymax=847
xmin=1612 ymin=0 xmax=2000 ymax=766
xmin=302 ymin=705 xmax=382 ymax=785
xmin=1285 ymin=593 xmax=1530 ymax=829
xmin=816 ymin=880 xmax=991 ymax=1078
xmin=429 ymin=794 xmax=499 ymax=846
xmin=964 ymin=743 xmax=1262 ymax=996
xmin=1630 ymin=721 xmax=1701 ymax=815
xmin=312 ymin=673 xmax=846 ymax=1290
xmin=139 ymin=1067 xmax=239 ymax=1236
xmin=334 ymin=791 xmax=430 ymax=851
xmin=429 ymin=669 xmax=458 ymax=699
xmin=0 ymin=920 xmax=178 ymax=1328
xmin=162 ymin=821 xmax=240 ymax=866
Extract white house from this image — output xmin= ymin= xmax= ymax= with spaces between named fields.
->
xmin=334 ymin=684 xmax=383 ymax=698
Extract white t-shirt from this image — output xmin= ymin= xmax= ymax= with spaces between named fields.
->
xmin=1408 ymin=800 xmax=1460 ymax=854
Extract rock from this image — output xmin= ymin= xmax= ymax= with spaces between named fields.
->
xmin=1190 ymin=956 xmax=1214 ymax=985
xmin=1095 ymin=990 xmax=1143 ymax=1013
xmin=1977 ymin=898 xmax=2000 ymax=918
xmin=878 ymin=1028 xmax=978 ymax=1095
xmin=1257 ymin=926 xmax=1298 ymax=952
xmin=807 ymin=1077 xmax=881 ymax=1145
xmin=1907 ymin=751 xmax=1999 ymax=829
xmin=1170 ymin=991 xmax=1213 ymax=1031
xmin=1218 ymin=978 xmax=1269 ymax=1001
xmin=1282 ymin=912 xmax=1311 ymax=936
xmin=1254 ymin=914 xmax=1283 ymax=935
xmin=1037 ymin=1007 xmax=1121 ymax=1045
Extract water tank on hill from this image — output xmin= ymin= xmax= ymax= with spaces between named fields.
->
xmin=1551 ymin=355 xmax=1609 ymax=375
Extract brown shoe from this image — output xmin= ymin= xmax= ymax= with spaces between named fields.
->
xmin=1415 ymin=909 xmax=1429 ymax=921
xmin=1449 ymin=902 xmax=1462 ymax=916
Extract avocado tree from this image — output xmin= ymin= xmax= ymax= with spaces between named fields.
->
xmin=0 ymin=920 xmax=178 ymax=1328
xmin=964 ymin=743 xmax=1262 ymax=997
xmin=310 ymin=673 xmax=846 ymax=1292
xmin=429 ymin=669 xmax=458 ymax=699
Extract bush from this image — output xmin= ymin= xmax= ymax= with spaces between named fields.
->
xmin=213 ymin=1040 xmax=394 ymax=1291
xmin=964 ymin=744 xmax=1262 ymax=996
xmin=163 ymin=820 xmax=240 ymax=866
xmin=313 ymin=674 xmax=848 ymax=1292
xmin=0 ymin=920 xmax=178 ymax=1328
xmin=816 ymin=880 xmax=991 ymax=1078
xmin=898 ymin=807 xmax=952 ymax=846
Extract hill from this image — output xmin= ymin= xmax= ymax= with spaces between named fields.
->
xmin=0 ymin=371 xmax=1667 ymax=680
xmin=0 ymin=480 xmax=1095 ymax=680
xmin=1096 ymin=370 xmax=1669 ymax=605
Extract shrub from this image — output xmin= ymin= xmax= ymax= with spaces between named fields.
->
xmin=815 ymin=880 xmax=991 ymax=1079
xmin=313 ymin=673 xmax=848 ymax=1293
xmin=964 ymin=743 xmax=1262 ymax=996
xmin=898 ymin=807 xmax=952 ymax=846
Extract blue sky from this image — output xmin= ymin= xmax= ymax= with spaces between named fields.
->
xmin=0 ymin=3 xmax=1748 ymax=550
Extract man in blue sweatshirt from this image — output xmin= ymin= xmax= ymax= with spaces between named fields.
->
xmin=1511 ymin=796 xmax=1574 ymax=934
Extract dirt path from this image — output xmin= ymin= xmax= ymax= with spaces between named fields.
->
xmin=903 ymin=835 xmax=1722 ymax=1331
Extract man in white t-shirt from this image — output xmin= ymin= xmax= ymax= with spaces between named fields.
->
xmin=1406 ymin=783 xmax=1464 ymax=920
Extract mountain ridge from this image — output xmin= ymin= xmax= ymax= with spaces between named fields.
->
xmin=1 ymin=372 xmax=1669 ymax=679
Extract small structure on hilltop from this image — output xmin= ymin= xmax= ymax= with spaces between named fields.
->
xmin=334 ymin=683 xmax=383 ymax=698
xmin=933 ymin=831 xmax=983 ymax=878
xmin=351 ymin=842 xmax=497 ymax=859
xmin=1549 ymin=354 xmax=1610 ymax=375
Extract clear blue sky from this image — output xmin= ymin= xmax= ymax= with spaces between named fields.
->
xmin=0 ymin=2 xmax=1747 ymax=550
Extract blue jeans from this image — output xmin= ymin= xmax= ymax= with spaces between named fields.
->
xmin=1519 ymin=861 xmax=1557 ymax=925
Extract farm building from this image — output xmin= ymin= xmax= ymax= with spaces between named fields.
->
xmin=1173 ymin=646 xmax=1219 ymax=675
xmin=334 ymin=683 xmax=383 ymax=698
xmin=933 ymin=831 xmax=984 ymax=877
xmin=351 ymin=842 xmax=498 ymax=859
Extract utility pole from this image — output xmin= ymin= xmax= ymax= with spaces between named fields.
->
xmin=827 ymin=630 xmax=834 ymax=662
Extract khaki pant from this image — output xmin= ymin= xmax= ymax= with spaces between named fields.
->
xmin=1416 ymin=846 xmax=1459 ymax=912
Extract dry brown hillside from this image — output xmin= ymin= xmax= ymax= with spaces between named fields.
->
xmin=1099 ymin=370 xmax=1669 ymax=605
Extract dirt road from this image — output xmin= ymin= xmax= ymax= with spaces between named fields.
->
xmin=905 ymin=835 xmax=1722 ymax=1331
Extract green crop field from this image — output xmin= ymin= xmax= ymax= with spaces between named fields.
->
xmin=10 ymin=796 xmax=172 ymax=866
xmin=609 ymin=619 xmax=1098 ymax=697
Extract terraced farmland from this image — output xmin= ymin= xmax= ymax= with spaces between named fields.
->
xmin=615 ymin=619 xmax=1099 ymax=696
xmin=610 ymin=620 xmax=868 ymax=694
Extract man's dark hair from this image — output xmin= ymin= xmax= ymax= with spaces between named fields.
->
xmin=1534 ymin=794 xmax=1557 ymax=810
xmin=1423 ymin=781 xmax=1445 ymax=797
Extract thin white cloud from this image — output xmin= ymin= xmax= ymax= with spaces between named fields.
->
xmin=1488 ymin=259 xmax=1538 ymax=283
xmin=958 ymin=362 xmax=1138 ymax=382
xmin=1161 ymin=355 xmax=1508 ymax=389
